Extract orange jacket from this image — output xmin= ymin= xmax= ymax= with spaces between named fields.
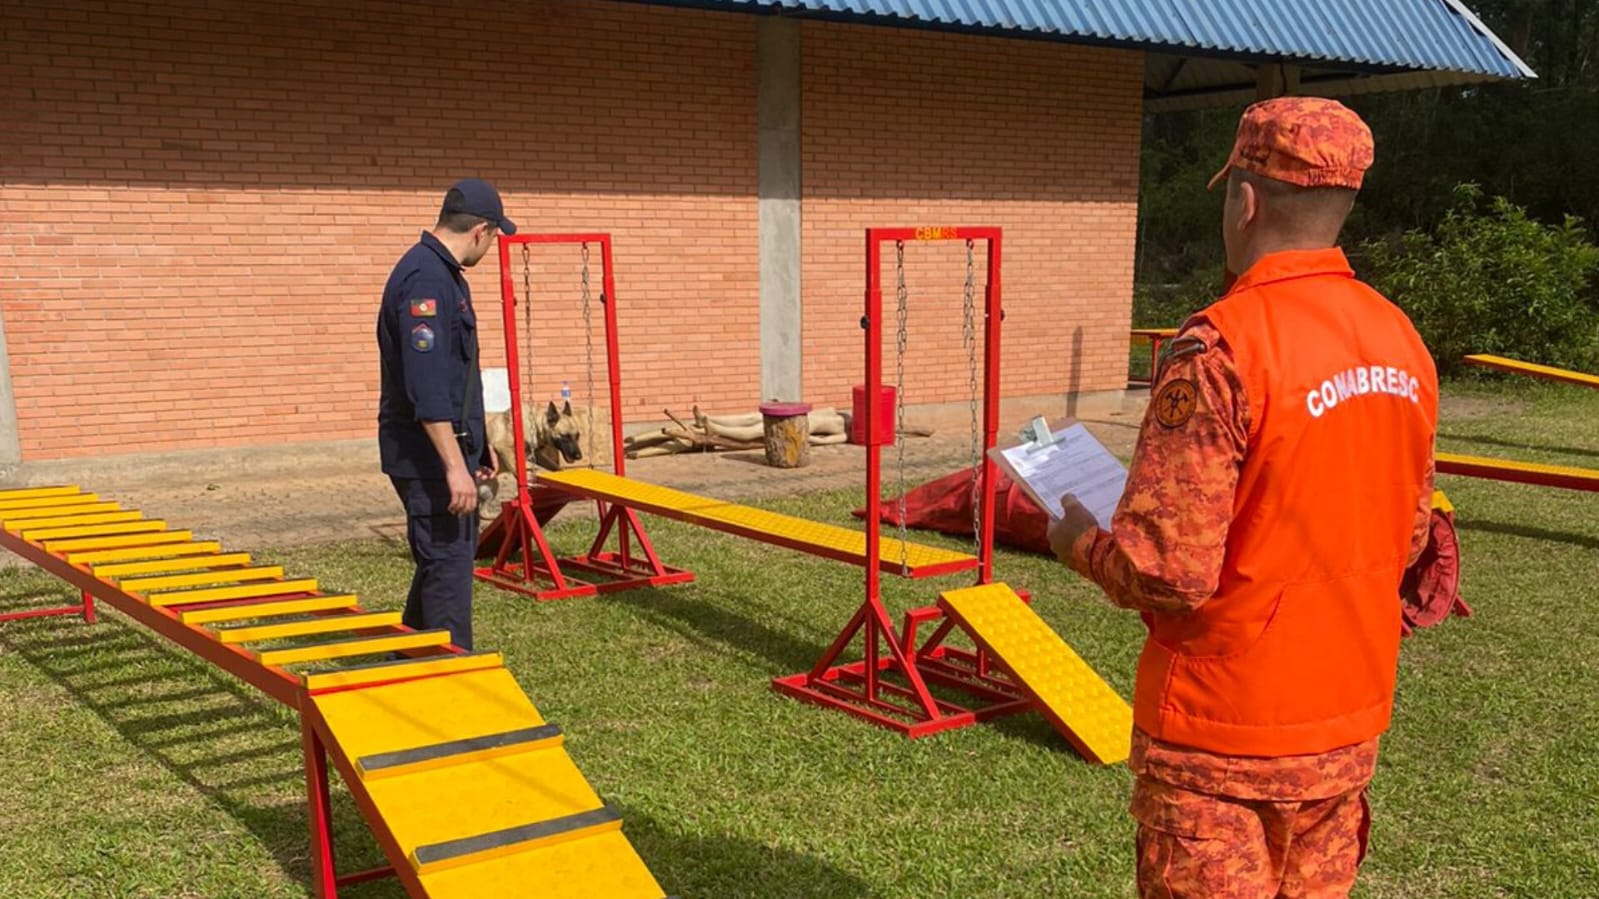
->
xmin=1134 ymin=248 xmax=1438 ymax=757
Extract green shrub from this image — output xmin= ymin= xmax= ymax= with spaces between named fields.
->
xmin=1360 ymin=184 xmax=1599 ymax=377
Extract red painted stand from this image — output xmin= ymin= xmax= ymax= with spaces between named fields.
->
xmin=772 ymin=227 xmax=1032 ymax=737
xmin=473 ymin=233 xmax=693 ymax=600
xmin=0 ymin=589 xmax=95 ymax=625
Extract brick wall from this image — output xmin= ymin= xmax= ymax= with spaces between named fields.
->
xmin=0 ymin=0 xmax=1143 ymax=463
xmin=800 ymin=22 xmax=1144 ymax=415
xmin=0 ymin=0 xmax=758 ymax=461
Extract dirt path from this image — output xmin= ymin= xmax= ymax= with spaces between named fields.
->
xmin=2 ymin=397 xmax=1151 ymax=555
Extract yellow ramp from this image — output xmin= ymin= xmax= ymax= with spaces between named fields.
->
xmin=311 ymin=666 xmax=669 ymax=898
xmin=939 ymin=583 xmax=1132 ymax=765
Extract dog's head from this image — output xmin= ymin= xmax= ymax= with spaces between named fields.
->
xmin=532 ymin=400 xmax=584 ymax=470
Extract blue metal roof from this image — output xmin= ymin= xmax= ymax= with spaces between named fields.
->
xmin=632 ymin=0 xmax=1533 ymax=80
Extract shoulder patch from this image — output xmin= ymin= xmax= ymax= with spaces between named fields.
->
xmin=1153 ymin=378 xmax=1198 ymax=429
xmin=410 ymin=299 xmax=437 ymax=318
xmin=410 ymin=323 xmax=436 ymax=353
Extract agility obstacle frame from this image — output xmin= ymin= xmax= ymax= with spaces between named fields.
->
xmin=474 ymin=233 xmax=693 ymax=600
xmin=486 ymin=227 xmax=1132 ymax=756
xmin=768 ymin=226 xmax=1043 ymax=737
xmin=0 ymin=486 xmax=670 ymax=898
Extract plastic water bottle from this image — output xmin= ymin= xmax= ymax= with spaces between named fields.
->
xmin=560 ymin=380 xmax=572 ymax=405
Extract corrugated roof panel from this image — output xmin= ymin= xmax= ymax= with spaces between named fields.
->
xmin=661 ymin=0 xmax=1534 ymax=79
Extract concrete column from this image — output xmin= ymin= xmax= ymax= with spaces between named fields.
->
xmin=0 ymin=302 xmax=22 ymax=470
xmin=757 ymin=17 xmax=803 ymax=402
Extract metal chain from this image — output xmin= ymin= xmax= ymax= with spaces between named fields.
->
xmin=581 ymin=242 xmax=597 ymax=468
xmin=963 ymin=239 xmax=981 ymax=554
xmin=894 ymin=240 xmax=910 ymax=576
xmin=521 ymin=244 xmax=535 ymax=431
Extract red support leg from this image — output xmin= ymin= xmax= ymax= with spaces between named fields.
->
xmin=81 ymin=589 xmax=96 ymax=624
xmin=302 ymin=716 xmax=339 ymax=899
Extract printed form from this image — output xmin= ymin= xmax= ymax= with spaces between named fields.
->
xmin=988 ymin=421 xmax=1129 ymax=529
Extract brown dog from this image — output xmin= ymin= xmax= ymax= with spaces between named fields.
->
xmin=479 ymin=400 xmax=585 ymax=517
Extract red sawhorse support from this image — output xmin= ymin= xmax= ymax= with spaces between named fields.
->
xmin=474 ymin=233 xmax=692 ymax=600
xmin=772 ymin=226 xmax=1033 ymax=737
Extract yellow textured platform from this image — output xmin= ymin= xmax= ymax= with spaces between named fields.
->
xmin=417 ymin=830 xmax=667 ymax=898
xmin=939 ymin=583 xmax=1132 ymax=765
xmin=539 ymin=468 xmax=976 ymax=578
xmin=1464 ymin=353 xmax=1599 ymax=388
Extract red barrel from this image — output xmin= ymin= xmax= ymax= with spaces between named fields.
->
xmin=850 ymin=384 xmax=896 ymax=445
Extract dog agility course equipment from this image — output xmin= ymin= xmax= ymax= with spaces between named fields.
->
xmin=481 ymin=227 xmax=1132 ymax=765
xmin=475 ymin=232 xmax=693 ymax=601
xmin=0 ymin=485 xmax=671 ymax=898
xmin=1436 ymin=354 xmax=1598 ymax=492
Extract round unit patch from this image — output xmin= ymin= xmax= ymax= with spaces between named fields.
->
xmin=1153 ymin=378 xmax=1198 ymax=428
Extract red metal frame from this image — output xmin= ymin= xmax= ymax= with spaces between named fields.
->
xmin=771 ymin=226 xmax=1031 ymax=737
xmin=475 ymin=233 xmax=693 ymax=600
xmin=0 ymin=524 xmax=473 ymax=898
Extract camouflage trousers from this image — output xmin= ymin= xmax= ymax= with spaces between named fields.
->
xmin=1131 ymin=775 xmax=1372 ymax=898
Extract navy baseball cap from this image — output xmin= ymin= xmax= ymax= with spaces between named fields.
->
xmin=441 ymin=178 xmax=517 ymax=235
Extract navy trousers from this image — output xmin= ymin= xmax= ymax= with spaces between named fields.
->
xmin=390 ymin=476 xmax=478 ymax=651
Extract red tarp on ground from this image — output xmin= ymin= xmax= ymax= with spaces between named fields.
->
xmin=856 ymin=467 xmax=1468 ymax=634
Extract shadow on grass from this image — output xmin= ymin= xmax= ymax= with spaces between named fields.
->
xmin=1455 ymin=517 xmax=1599 ymax=551
xmin=618 ymin=805 xmax=876 ymax=899
xmin=1444 ymin=433 xmax=1599 ymax=461
xmin=0 ymin=584 xmax=390 ymax=895
xmin=608 ymin=586 xmax=833 ymax=676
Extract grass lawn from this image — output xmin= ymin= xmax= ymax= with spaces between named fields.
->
xmin=0 ymin=380 xmax=1594 ymax=898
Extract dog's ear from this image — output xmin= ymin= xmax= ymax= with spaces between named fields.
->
xmin=545 ymin=401 xmax=559 ymax=426
xmin=562 ymin=400 xmax=573 ymax=416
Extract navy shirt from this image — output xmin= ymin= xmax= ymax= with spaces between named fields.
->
xmin=377 ymin=231 xmax=487 ymax=480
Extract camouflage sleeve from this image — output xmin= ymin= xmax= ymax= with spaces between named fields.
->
xmin=1407 ymin=455 xmax=1436 ymax=567
xmin=1067 ymin=321 xmax=1249 ymax=614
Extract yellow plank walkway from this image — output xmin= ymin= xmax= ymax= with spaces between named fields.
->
xmin=1463 ymin=353 xmax=1599 ymax=389
xmin=539 ymin=468 xmax=977 ymax=578
xmin=0 ymin=484 xmax=671 ymax=898
xmin=312 ymin=668 xmax=669 ymax=897
xmin=1436 ymin=452 xmax=1599 ymax=492
xmin=939 ymin=583 xmax=1133 ymax=765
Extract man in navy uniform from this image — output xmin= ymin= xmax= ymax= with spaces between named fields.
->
xmin=376 ymin=178 xmax=514 ymax=650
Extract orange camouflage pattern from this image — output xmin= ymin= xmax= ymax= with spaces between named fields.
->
xmin=1132 ymin=770 xmax=1372 ymax=899
xmin=1207 ymin=96 xmax=1375 ymax=191
xmin=1065 ymin=321 xmax=1246 ymax=615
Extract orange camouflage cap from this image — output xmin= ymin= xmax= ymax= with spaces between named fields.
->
xmin=1207 ymin=96 xmax=1374 ymax=191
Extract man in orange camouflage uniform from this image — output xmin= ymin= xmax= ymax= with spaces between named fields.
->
xmin=1048 ymin=98 xmax=1439 ymax=898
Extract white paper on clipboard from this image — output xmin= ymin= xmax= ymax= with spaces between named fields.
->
xmin=987 ymin=419 xmax=1128 ymax=530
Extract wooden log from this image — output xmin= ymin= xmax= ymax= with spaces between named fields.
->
xmin=760 ymin=403 xmax=812 ymax=468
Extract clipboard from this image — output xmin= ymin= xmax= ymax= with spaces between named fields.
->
xmin=986 ymin=416 xmax=1127 ymax=529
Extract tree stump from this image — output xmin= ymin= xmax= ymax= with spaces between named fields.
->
xmin=760 ymin=401 xmax=812 ymax=468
